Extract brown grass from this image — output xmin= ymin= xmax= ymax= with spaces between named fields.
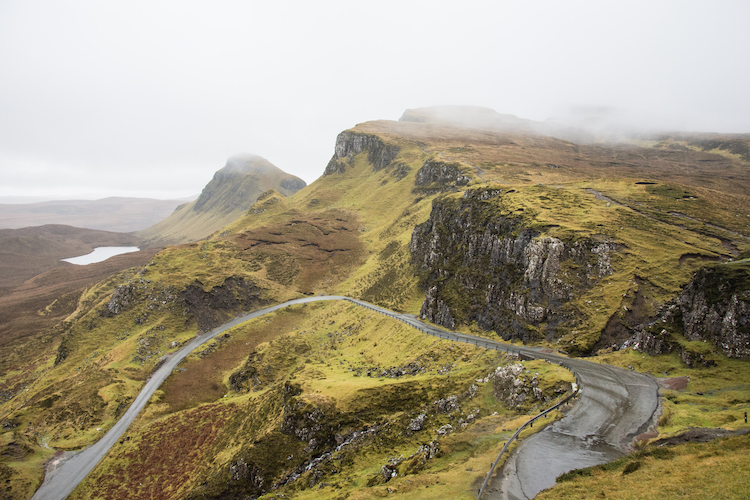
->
xmin=158 ymin=305 xmax=312 ymax=413
xmin=231 ymin=208 xmax=366 ymax=294
xmin=69 ymin=401 xmax=239 ymax=500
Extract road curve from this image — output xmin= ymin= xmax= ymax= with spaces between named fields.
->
xmin=346 ymin=298 xmax=659 ymax=499
xmin=31 ymin=296 xmax=658 ymax=500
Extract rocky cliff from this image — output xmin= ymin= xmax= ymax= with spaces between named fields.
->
xmin=410 ymin=187 xmax=615 ymax=345
xmin=139 ymin=154 xmax=306 ymax=245
xmin=679 ymin=261 xmax=750 ymax=358
xmin=324 ymin=131 xmax=400 ymax=175
xmin=637 ymin=259 xmax=750 ymax=362
xmin=193 ymin=155 xmax=305 ymax=214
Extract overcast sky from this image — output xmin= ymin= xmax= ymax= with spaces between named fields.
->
xmin=1 ymin=1 xmax=749 ymax=200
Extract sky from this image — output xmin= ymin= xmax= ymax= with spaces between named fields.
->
xmin=1 ymin=1 xmax=749 ymax=201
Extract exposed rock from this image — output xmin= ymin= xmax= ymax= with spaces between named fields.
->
xmin=194 ymin=155 xmax=305 ymax=213
xmin=280 ymin=394 xmax=337 ymax=455
xmin=180 ymin=276 xmax=267 ymax=332
xmin=414 ymin=160 xmax=471 ymax=192
xmin=324 ymin=131 xmax=400 ymax=175
xmin=390 ymin=163 xmax=411 ymax=181
xmin=140 ymin=155 xmax=305 ymax=245
xmin=106 ymin=283 xmax=138 ymax=315
xmin=679 ymin=349 xmax=717 ymax=368
xmin=635 ymin=261 xmax=750 ymax=363
xmin=407 ymin=413 xmax=426 ymax=432
xmin=358 ymin=361 xmax=425 ymax=379
xmin=1 ymin=418 xmax=19 ymax=431
xmin=228 ymin=351 xmax=261 ymax=392
xmin=436 ymin=424 xmax=454 ymax=436
xmin=280 ymin=177 xmax=307 ymax=192
xmin=410 ymin=187 xmax=615 ymax=343
xmin=381 ymin=456 xmax=403 ymax=482
xmin=679 ymin=264 xmax=750 ymax=358
xmin=487 ymin=363 xmax=549 ymax=410
xmin=402 ymin=440 xmax=441 ymax=475
xmin=636 ymin=327 xmax=675 ymax=356
xmin=434 ymin=395 xmax=460 ymax=414
xmin=227 ymin=458 xmax=265 ymax=491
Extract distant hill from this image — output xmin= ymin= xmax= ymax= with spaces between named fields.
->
xmin=3 ymin=108 xmax=750 ymax=500
xmin=0 ymin=224 xmax=145 ymax=293
xmin=0 ymin=197 xmax=189 ymax=232
xmin=399 ymin=105 xmax=598 ymax=143
xmin=137 ymin=154 xmax=306 ymax=245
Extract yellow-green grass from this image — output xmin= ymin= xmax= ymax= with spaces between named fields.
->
xmin=68 ymin=300 xmax=576 ymax=499
xmin=597 ymin=348 xmax=750 ymax=436
xmin=0 ymin=445 xmax=56 ymax=500
xmin=5 ymin=121 xmax=749 ymax=500
xmin=401 ymin=178 xmax=730 ymax=352
xmin=536 ymin=434 xmax=750 ymax=500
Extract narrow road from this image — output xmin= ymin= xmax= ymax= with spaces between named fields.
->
xmin=31 ymin=296 xmax=658 ymax=500
xmin=346 ymin=298 xmax=659 ymax=499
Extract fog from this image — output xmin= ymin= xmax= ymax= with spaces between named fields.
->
xmin=1 ymin=1 xmax=748 ymax=200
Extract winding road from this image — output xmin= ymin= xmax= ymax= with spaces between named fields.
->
xmin=31 ymin=296 xmax=658 ymax=500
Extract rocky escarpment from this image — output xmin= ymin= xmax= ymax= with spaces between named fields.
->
xmin=679 ymin=262 xmax=750 ymax=358
xmin=139 ymin=154 xmax=305 ymax=245
xmin=410 ymin=187 xmax=615 ymax=344
xmin=637 ymin=260 xmax=750 ymax=361
xmin=194 ymin=154 xmax=305 ymax=214
xmin=180 ymin=276 xmax=268 ymax=332
xmin=413 ymin=160 xmax=472 ymax=193
xmin=324 ymin=131 xmax=400 ymax=175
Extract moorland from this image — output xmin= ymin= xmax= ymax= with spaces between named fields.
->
xmin=1 ymin=106 xmax=749 ymax=500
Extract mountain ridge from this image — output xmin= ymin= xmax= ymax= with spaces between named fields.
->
xmin=0 ymin=197 xmax=188 ymax=233
xmin=1 ymin=107 xmax=749 ymax=500
xmin=138 ymin=154 xmax=306 ymax=245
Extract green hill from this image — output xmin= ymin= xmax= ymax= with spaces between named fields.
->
xmin=137 ymin=154 xmax=306 ymax=246
xmin=1 ymin=108 xmax=749 ymax=500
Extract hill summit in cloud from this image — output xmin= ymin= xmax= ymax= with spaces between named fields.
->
xmin=139 ymin=154 xmax=306 ymax=245
xmin=399 ymin=105 xmax=598 ymax=143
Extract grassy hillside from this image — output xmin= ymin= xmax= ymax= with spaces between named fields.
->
xmin=137 ymin=154 xmax=306 ymax=246
xmin=1 ymin=110 xmax=749 ymax=499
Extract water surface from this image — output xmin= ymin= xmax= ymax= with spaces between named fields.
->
xmin=62 ymin=246 xmax=140 ymax=265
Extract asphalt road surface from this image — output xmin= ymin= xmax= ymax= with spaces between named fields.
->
xmin=31 ymin=296 xmax=658 ymax=500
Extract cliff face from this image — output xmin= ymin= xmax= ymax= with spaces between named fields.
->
xmin=635 ymin=260 xmax=750 ymax=363
xmin=324 ymin=131 xmax=401 ymax=175
xmin=194 ymin=154 xmax=305 ymax=214
xmin=413 ymin=160 xmax=472 ymax=193
xmin=139 ymin=154 xmax=306 ymax=245
xmin=410 ymin=187 xmax=615 ymax=343
xmin=679 ymin=262 xmax=750 ymax=358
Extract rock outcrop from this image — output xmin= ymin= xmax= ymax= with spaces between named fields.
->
xmin=324 ymin=131 xmax=400 ymax=175
xmin=414 ymin=160 xmax=472 ymax=192
xmin=180 ymin=276 xmax=267 ymax=332
xmin=679 ymin=263 xmax=750 ymax=358
xmin=139 ymin=154 xmax=306 ymax=245
xmin=637 ymin=261 xmax=750 ymax=361
xmin=410 ymin=187 xmax=615 ymax=343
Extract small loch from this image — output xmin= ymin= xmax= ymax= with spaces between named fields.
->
xmin=61 ymin=246 xmax=140 ymax=265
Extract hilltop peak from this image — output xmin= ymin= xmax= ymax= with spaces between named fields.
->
xmin=139 ymin=155 xmax=306 ymax=245
xmin=220 ymin=154 xmax=281 ymax=176
xmin=399 ymin=105 xmax=595 ymax=143
xmin=399 ymin=105 xmax=529 ymax=129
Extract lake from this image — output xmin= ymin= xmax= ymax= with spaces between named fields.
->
xmin=61 ymin=246 xmax=141 ymax=265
